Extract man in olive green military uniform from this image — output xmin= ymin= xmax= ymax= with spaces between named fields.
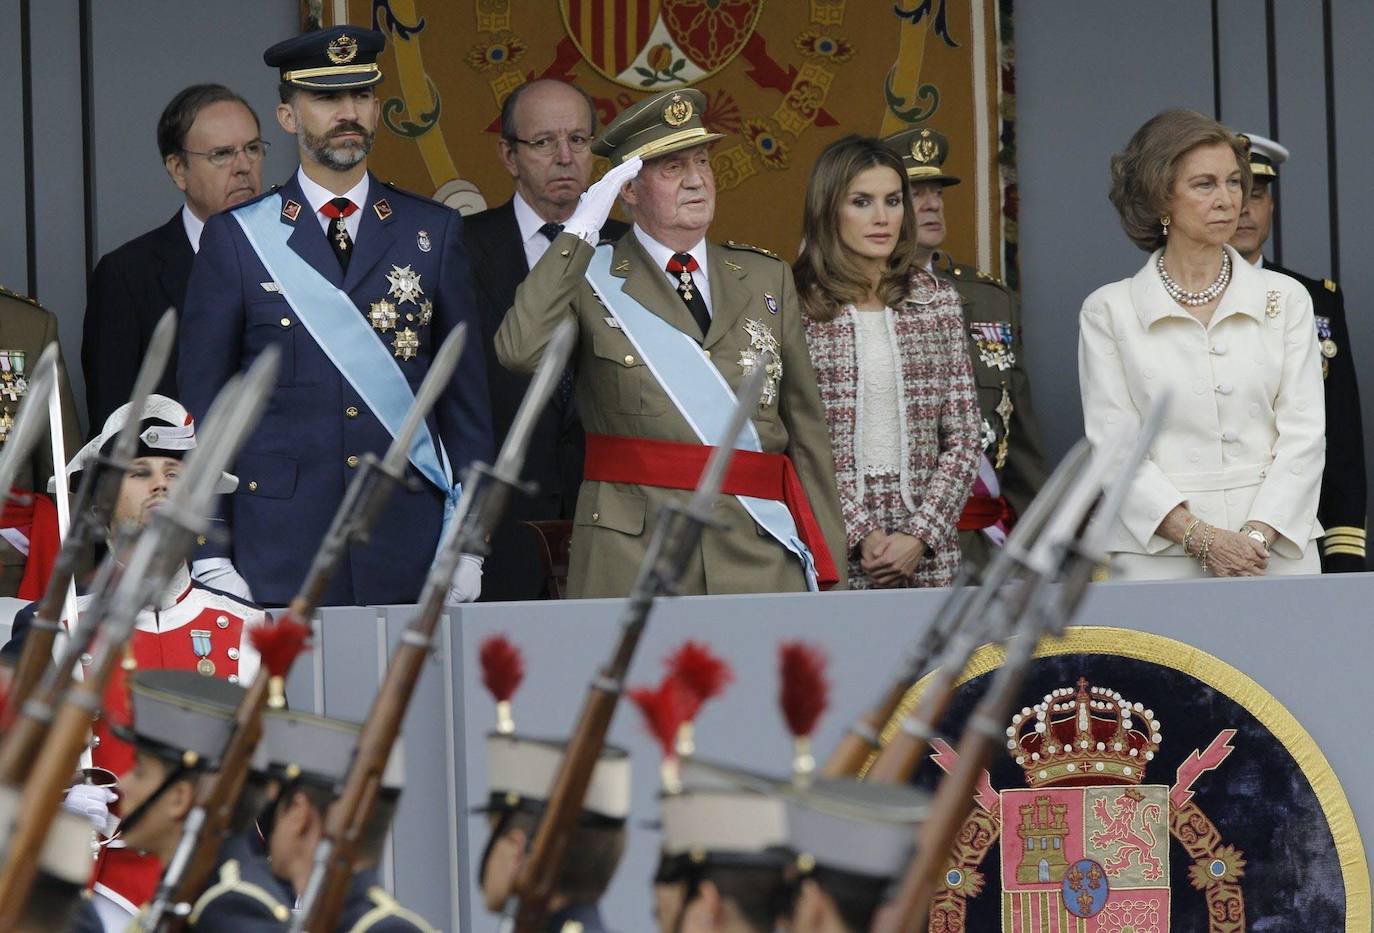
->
xmin=0 ymin=286 xmax=80 ymax=596
xmin=1231 ymin=132 xmax=1367 ymax=571
xmin=496 ymin=88 xmax=846 ymax=597
xmin=881 ymin=128 xmax=1047 ymax=572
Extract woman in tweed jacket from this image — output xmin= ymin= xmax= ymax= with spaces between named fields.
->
xmin=794 ymin=136 xmax=980 ymax=588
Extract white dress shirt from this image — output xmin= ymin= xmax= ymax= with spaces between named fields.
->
xmin=296 ymin=167 xmax=369 ymax=242
xmin=1078 ymin=245 xmax=1324 ymax=577
xmin=180 ymin=204 xmax=206 ymax=253
xmin=512 ymin=191 xmax=563 ymax=272
xmin=633 ymin=225 xmax=713 ymax=317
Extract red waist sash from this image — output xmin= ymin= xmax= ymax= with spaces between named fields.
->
xmin=957 ymin=494 xmax=1014 ymax=531
xmin=583 ymin=433 xmax=839 ymax=589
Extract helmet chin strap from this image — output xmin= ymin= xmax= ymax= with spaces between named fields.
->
xmin=113 ymin=761 xmax=194 ymax=842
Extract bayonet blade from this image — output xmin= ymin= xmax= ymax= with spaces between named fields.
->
xmin=108 ymin=309 xmax=177 ymax=466
xmin=379 ymin=322 xmax=468 ymax=479
xmin=684 ymin=357 xmax=767 ymax=522
xmin=0 ymin=346 xmax=57 ymax=498
xmin=494 ymin=320 xmax=576 ymax=480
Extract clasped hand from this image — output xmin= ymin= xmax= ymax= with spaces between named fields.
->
xmin=1203 ymin=527 xmax=1268 ymax=577
xmin=860 ymin=530 xmax=926 ymax=586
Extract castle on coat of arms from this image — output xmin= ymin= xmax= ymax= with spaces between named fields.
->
xmin=1014 ymin=795 xmax=1069 ymax=883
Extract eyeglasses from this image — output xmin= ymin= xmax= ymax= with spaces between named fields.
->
xmin=181 ymin=139 xmax=271 ymax=168
xmin=508 ymin=133 xmax=595 ymax=155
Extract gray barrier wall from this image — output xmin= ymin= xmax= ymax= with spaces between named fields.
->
xmin=248 ymin=575 xmax=1374 ymax=932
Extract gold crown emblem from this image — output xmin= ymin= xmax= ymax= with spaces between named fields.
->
xmin=327 ymin=34 xmax=359 ymax=65
xmin=911 ymin=129 xmax=939 ymax=165
xmin=1007 ymin=677 xmax=1161 ymax=787
xmin=663 ymin=93 xmax=694 ymax=128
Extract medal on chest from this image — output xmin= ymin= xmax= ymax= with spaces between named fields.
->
xmin=737 ymin=318 xmax=782 ymax=408
xmin=191 ymin=629 xmax=215 ymax=676
xmin=970 ymin=322 xmax=1015 ymax=372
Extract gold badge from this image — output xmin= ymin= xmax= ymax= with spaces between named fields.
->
xmin=911 ymin=129 xmax=938 ymax=164
xmin=663 ymin=92 xmax=694 ymax=128
xmin=737 ymin=318 xmax=783 ymax=408
xmin=386 ymin=264 xmax=424 ymax=305
xmin=374 ymin=198 xmax=392 ymax=221
xmin=0 ymin=408 xmax=13 ymax=445
xmin=1321 ymin=338 xmax=1338 ymax=359
xmin=614 ymin=258 xmax=631 ymax=274
xmin=1265 ymin=290 xmax=1281 ymax=318
xmin=281 ymin=199 xmax=302 ymax=222
xmin=326 ymin=34 xmax=359 ymax=65
xmin=393 ymin=328 xmax=420 ymax=361
xmin=418 ymin=299 xmax=433 ymax=327
xmin=369 ymin=299 xmax=399 ymax=333
xmin=417 ymin=230 xmax=431 ymax=253
xmin=995 ymin=382 xmax=1014 ymax=471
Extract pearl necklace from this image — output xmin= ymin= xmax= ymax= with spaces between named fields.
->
xmin=1156 ymin=251 xmax=1231 ymax=306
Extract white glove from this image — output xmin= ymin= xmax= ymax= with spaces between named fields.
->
xmin=191 ymin=558 xmax=255 ymax=602
xmin=563 ymin=156 xmax=643 ymax=243
xmin=446 ymin=554 xmax=484 ymax=605
xmin=63 ymin=783 xmax=118 ymax=835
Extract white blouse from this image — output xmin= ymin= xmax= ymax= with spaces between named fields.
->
xmin=854 ymin=308 xmax=901 ymax=476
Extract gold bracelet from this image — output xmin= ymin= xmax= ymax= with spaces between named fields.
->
xmin=1182 ymin=518 xmax=1202 ymax=556
xmin=1197 ymin=524 xmax=1215 ymax=572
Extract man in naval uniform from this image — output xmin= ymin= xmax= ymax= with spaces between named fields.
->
xmin=463 ymin=79 xmax=629 ymax=601
xmin=495 ymin=87 xmax=846 ymax=598
xmin=0 ymin=285 xmax=81 ymax=597
xmin=882 ymin=127 xmax=1048 ymax=573
xmin=1 ymin=396 xmax=264 ymax=931
xmin=189 ymin=710 xmax=434 ymax=931
xmin=179 ymin=26 xmax=493 ymax=607
xmin=1231 ymin=132 xmax=1367 ymax=571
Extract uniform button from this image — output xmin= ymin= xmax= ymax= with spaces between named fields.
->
xmin=591 ymin=511 xmax=600 ymax=522
xmin=1291 ymin=464 xmax=1304 ymax=475
xmin=80 ymin=653 xmax=92 ymax=666
xmin=345 ymin=406 xmax=359 ymax=418
xmin=228 ymin=674 xmax=239 ymax=684
xmin=1216 ymin=382 xmax=1233 ymax=395
xmin=1210 ymin=342 xmax=1226 ymax=355
xmin=623 ymin=354 xmax=635 ymax=365
xmin=216 ymin=615 xmax=229 ymax=629
xmin=1221 ymin=429 xmax=1238 ymax=442
xmin=89 ymin=735 xmax=101 ymax=749
xmin=1142 ymin=368 xmax=1155 ymax=380
xmin=228 ymin=647 xmax=240 ymax=661
xmin=560 ymin=248 xmax=571 ymax=257
xmin=1187 ymin=448 xmax=1200 ymax=463
xmin=280 ymin=317 xmax=292 ymax=328
xmin=248 ymin=481 xmax=258 ymax=492
xmin=703 ymin=349 xmax=711 ymax=359
xmin=347 ymin=455 xmax=360 ymax=468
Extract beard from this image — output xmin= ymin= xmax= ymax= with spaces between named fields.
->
xmin=302 ymin=121 xmax=374 ymax=171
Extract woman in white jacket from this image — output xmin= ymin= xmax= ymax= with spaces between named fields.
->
xmin=1080 ymin=110 xmax=1324 ymax=580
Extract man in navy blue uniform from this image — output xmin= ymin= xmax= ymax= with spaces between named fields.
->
xmin=179 ymin=26 xmax=493 ymax=607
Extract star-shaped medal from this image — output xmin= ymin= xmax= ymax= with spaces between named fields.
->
xmin=418 ymin=299 xmax=433 ymax=327
xmin=387 ymin=264 xmax=424 ymax=305
xmin=369 ymin=299 xmax=399 ymax=333
xmin=393 ymin=327 xmax=420 ymax=361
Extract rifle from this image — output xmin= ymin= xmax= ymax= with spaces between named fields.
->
xmin=291 ymin=320 xmax=577 ymax=932
xmin=882 ymin=397 xmax=1167 ymax=931
xmin=139 ymin=324 xmax=470 ymax=931
xmin=855 ymin=439 xmax=1092 ymax=784
xmin=0 ymin=348 xmax=279 ymax=926
xmin=501 ymin=359 xmax=771 ymax=933
xmin=1 ymin=310 xmax=175 ymax=766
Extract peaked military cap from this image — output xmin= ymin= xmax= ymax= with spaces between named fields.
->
xmin=483 ymin=734 xmax=631 ymax=823
xmin=264 ymin=26 xmax=386 ymax=90
xmin=256 ymin=708 xmax=405 ymax=791
xmin=658 ymin=758 xmax=790 ymax=870
xmin=1238 ymin=131 xmax=1288 ymax=182
xmin=117 ymin=669 xmax=244 ymax=769
xmin=786 ymin=777 xmax=928 ymax=881
xmin=592 ymin=88 xmax=725 ymax=166
xmin=882 ymin=126 xmax=962 ymax=187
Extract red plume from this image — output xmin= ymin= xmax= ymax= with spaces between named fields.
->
xmin=778 ymin=641 xmax=829 ymax=739
xmin=249 ymin=613 xmax=313 ymax=678
xmin=628 ymin=676 xmax=693 ymax=760
xmin=479 ymin=635 xmax=525 ymax=703
xmin=665 ymin=641 xmax=733 ymax=721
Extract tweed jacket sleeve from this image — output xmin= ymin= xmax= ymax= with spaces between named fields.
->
xmin=896 ymin=278 xmax=982 ymax=550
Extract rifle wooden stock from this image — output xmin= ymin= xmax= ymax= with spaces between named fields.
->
xmin=0 ymin=680 xmax=108 ymax=926
xmin=295 ymin=601 xmax=439 ymax=932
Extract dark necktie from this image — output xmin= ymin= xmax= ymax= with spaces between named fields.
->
xmin=666 ymin=252 xmax=711 ymax=338
xmin=538 ymin=222 xmax=574 ymax=408
xmin=319 ymin=197 xmax=358 ymax=272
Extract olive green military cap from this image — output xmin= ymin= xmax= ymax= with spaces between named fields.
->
xmin=592 ymin=88 xmax=725 ymax=166
xmin=882 ymin=126 xmax=962 ymax=186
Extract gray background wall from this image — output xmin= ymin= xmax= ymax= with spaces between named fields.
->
xmin=0 ymin=2 xmax=1369 ymax=506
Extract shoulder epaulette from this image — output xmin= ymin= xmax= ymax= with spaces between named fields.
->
xmin=0 ymin=285 xmax=41 ymax=309
xmin=723 ymin=240 xmax=782 ymax=261
xmin=1324 ymin=278 xmax=1337 ymax=293
xmin=975 ymin=268 xmax=1008 ymax=287
xmin=188 ymin=859 xmax=292 ymax=925
xmin=349 ymin=886 xmax=438 ymax=932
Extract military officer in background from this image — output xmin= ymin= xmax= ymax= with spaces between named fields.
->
xmin=0 ymin=285 xmax=80 ymax=597
xmin=1231 ymin=132 xmax=1367 ymax=571
xmin=179 ymin=26 xmax=493 ymax=608
xmin=882 ymin=127 xmax=1048 ymax=572
xmin=495 ymin=88 xmax=846 ymax=597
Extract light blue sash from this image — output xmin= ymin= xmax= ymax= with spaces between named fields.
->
xmin=232 ymin=195 xmax=460 ymax=529
xmin=584 ymin=246 xmax=817 ymax=590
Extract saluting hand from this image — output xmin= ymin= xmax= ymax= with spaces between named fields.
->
xmin=563 ymin=156 xmax=643 ymax=243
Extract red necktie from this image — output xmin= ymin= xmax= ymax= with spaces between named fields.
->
xmin=319 ymin=197 xmax=358 ymax=271
xmin=666 ymin=252 xmax=710 ymax=338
